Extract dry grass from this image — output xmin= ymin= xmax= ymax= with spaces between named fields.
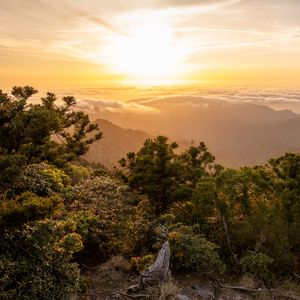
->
xmin=106 ymin=255 xmax=131 ymax=272
xmin=252 ymin=279 xmax=300 ymax=300
xmin=82 ymin=255 xmax=132 ymax=292
xmin=158 ymin=277 xmax=181 ymax=300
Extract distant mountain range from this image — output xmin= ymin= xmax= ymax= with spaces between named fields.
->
xmin=83 ymin=119 xmax=150 ymax=169
xmin=83 ymin=97 xmax=300 ymax=168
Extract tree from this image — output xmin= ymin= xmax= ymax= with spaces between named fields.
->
xmin=119 ymin=136 xmax=179 ymax=213
xmin=0 ymin=86 xmax=102 ymax=192
xmin=118 ymin=137 xmax=220 ymax=214
xmin=175 ymin=142 xmax=221 ymax=187
xmin=268 ymin=154 xmax=300 ymax=254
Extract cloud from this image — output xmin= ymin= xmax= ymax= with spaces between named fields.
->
xmin=76 ymin=98 xmax=160 ymax=114
xmin=66 ymin=86 xmax=300 ymax=116
xmin=1 ymin=0 xmax=300 ymax=87
xmin=125 ymin=87 xmax=300 ymax=114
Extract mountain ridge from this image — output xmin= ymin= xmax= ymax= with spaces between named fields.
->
xmin=83 ymin=100 xmax=300 ymax=168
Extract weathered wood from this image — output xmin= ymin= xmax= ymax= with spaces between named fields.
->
xmin=113 ymin=291 xmax=150 ymax=299
xmin=127 ymin=241 xmax=170 ymax=293
xmin=219 ymin=282 xmax=262 ymax=292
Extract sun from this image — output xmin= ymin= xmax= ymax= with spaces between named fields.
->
xmin=102 ymin=18 xmax=187 ymax=84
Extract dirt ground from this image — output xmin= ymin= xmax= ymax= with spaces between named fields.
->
xmin=72 ymin=257 xmax=300 ymax=300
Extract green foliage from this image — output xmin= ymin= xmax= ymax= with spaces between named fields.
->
xmin=130 ymin=254 xmax=155 ymax=272
xmin=64 ymin=163 xmax=90 ymax=185
xmin=119 ymin=136 xmax=217 ymax=213
xmin=0 ymin=192 xmax=62 ymax=226
xmin=240 ymin=253 xmax=273 ymax=281
xmin=168 ymin=224 xmax=225 ymax=273
xmin=118 ymin=137 xmax=300 ymax=278
xmin=119 ymin=136 xmax=179 ymax=212
xmin=269 ymin=153 xmax=300 ymax=238
xmin=175 ymin=142 xmax=219 ymax=187
xmin=13 ymin=163 xmax=70 ymax=197
xmin=66 ymin=176 xmax=147 ymax=258
xmin=192 ymin=176 xmax=218 ymax=222
xmin=0 ymin=86 xmax=102 ymax=191
xmin=2 ymin=91 xmax=300 ymax=296
xmin=0 ymin=154 xmax=24 ymax=193
xmin=0 ymin=219 xmax=83 ymax=299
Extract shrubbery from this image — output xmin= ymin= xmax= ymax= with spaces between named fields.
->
xmin=1 ymin=86 xmax=300 ymax=298
xmin=12 ymin=163 xmax=70 ymax=197
xmin=240 ymin=253 xmax=274 ymax=281
xmin=66 ymin=176 xmax=147 ymax=258
xmin=0 ymin=218 xmax=83 ymax=299
xmin=0 ymin=192 xmax=62 ymax=226
xmin=168 ymin=224 xmax=225 ymax=274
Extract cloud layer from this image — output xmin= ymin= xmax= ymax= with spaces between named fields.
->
xmin=52 ymin=86 xmax=300 ymax=115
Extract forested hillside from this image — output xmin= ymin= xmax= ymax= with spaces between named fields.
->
xmin=83 ymin=119 xmax=150 ymax=169
xmin=1 ymin=87 xmax=299 ymax=299
xmin=93 ymin=97 xmax=300 ymax=167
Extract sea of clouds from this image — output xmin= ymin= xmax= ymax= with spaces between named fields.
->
xmin=32 ymin=86 xmax=300 ymax=115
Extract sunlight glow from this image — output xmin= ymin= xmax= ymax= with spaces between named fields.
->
xmin=102 ymin=17 xmax=188 ymax=84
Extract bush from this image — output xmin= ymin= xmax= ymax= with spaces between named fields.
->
xmin=66 ymin=176 xmax=143 ymax=258
xmin=168 ymin=224 xmax=225 ymax=274
xmin=240 ymin=252 xmax=273 ymax=281
xmin=0 ymin=192 xmax=63 ymax=226
xmin=130 ymin=254 xmax=155 ymax=272
xmin=64 ymin=163 xmax=90 ymax=185
xmin=13 ymin=163 xmax=70 ymax=196
xmin=0 ymin=219 xmax=83 ymax=299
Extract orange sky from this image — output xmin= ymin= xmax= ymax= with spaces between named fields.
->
xmin=1 ymin=0 xmax=300 ymax=89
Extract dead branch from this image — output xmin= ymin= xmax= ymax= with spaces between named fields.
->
xmin=294 ymin=271 xmax=300 ymax=279
xmin=219 ymin=282 xmax=262 ymax=292
xmin=113 ymin=291 xmax=150 ymax=299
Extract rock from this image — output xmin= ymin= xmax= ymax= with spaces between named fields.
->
xmin=196 ymin=285 xmax=215 ymax=299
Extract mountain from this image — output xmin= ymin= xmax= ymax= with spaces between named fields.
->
xmin=83 ymin=119 xmax=150 ymax=169
xmin=85 ymin=97 xmax=300 ymax=167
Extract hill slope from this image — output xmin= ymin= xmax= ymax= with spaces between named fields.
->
xmin=83 ymin=119 xmax=150 ymax=169
xmin=89 ymin=98 xmax=300 ymax=167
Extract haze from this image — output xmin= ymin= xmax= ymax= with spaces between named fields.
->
xmin=2 ymin=0 xmax=300 ymax=167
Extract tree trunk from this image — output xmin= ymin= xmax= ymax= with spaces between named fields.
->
xmin=222 ymin=215 xmax=234 ymax=262
xmin=127 ymin=241 xmax=170 ymax=293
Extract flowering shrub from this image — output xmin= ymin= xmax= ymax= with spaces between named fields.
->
xmin=14 ymin=163 xmax=70 ymax=196
xmin=130 ymin=254 xmax=155 ymax=272
xmin=66 ymin=176 xmax=145 ymax=257
xmin=0 ymin=219 xmax=83 ymax=299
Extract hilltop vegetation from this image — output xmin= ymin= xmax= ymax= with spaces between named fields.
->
xmin=0 ymin=87 xmax=299 ymax=299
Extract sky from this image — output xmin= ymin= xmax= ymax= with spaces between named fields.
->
xmin=1 ymin=0 xmax=300 ymax=89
